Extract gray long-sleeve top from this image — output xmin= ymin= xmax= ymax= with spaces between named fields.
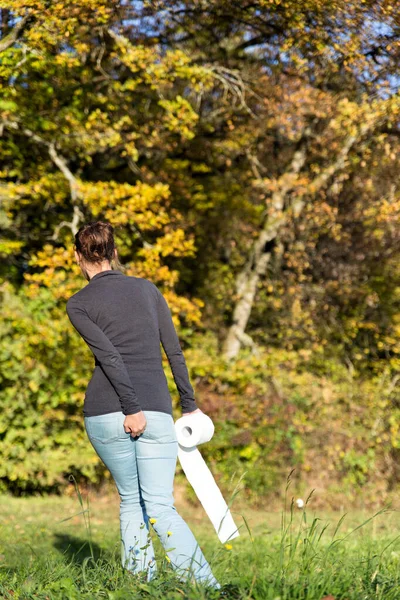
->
xmin=66 ymin=269 xmax=198 ymax=417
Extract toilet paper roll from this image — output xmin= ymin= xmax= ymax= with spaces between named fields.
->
xmin=175 ymin=412 xmax=240 ymax=544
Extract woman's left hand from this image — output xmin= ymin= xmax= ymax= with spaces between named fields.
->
xmin=124 ymin=411 xmax=147 ymax=436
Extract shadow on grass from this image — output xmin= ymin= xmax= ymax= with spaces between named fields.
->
xmin=52 ymin=533 xmax=108 ymax=565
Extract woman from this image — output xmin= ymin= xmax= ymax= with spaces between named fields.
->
xmin=66 ymin=221 xmax=220 ymax=589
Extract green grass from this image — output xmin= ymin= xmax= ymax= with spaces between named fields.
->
xmin=1 ymin=479 xmax=400 ymax=599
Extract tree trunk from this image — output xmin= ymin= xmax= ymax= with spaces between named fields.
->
xmin=222 ymin=145 xmax=308 ymax=359
xmin=222 ymin=124 xmax=372 ymax=360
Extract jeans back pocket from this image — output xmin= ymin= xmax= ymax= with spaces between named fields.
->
xmin=141 ymin=411 xmax=177 ymax=444
xmin=85 ymin=415 xmax=128 ymax=444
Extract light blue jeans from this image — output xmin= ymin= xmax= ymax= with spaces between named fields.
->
xmin=84 ymin=410 xmax=220 ymax=588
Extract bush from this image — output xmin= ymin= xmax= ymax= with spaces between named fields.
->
xmin=1 ymin=284 xmax=400 ymax=506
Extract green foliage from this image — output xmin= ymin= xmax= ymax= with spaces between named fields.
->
xmin=2 ymin=291 xmax=399 ymax=502
xmin=1 ymin=1 xmax=400 ymax=501
xmin=0 ymin=282 xmax=103 ymax=492
xmin=177 ymin=338 xmax=400 ymax=505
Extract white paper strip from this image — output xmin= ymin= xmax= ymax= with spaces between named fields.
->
xmin=175 ymin=412 xmax=240 ymax=544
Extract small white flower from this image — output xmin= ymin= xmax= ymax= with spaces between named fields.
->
xmin=296 ymin=498 xmax=304 ymax=509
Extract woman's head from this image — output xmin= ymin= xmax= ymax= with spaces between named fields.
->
xmin=74 ymin=221 xmax=123 ymax=280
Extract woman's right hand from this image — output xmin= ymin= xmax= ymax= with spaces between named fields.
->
xmin=124 ymin=411 xmax=147 ymax=437
xmin=182 ymin=408 xmax=203 ymax=417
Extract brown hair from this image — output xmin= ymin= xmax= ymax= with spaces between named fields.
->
xmin=74 ymin=221 xmax=124 ymax=270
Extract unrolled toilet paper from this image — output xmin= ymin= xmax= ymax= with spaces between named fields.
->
xmin=174 ymin=412 xmax=240 ymax=544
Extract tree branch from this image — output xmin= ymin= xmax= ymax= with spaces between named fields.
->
xmin=0 ymin=14 xmax=34 ymax=53
xmin=2 ymin=120 xmax=84 ymax=235
xmin=223 ymin=115 xmax=382 ymax=360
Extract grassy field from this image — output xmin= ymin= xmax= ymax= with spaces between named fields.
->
xmin=1 ymin=482 xmax=400 ymax=600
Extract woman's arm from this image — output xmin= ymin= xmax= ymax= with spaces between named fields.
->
xmin=155 ymin=288 xmax=199 ymax=414
xmin=66 ymin=296 xmax=142 ymax=416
